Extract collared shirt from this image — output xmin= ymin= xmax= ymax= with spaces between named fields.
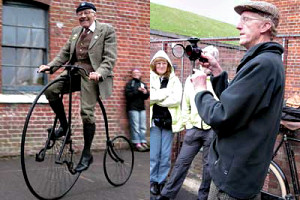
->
xmin=86 ymin=21 xmax=96 ymax=33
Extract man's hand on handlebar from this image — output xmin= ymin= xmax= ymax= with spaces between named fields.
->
xmin=89 ymin=72 xmax=102 ymax=81
xmin=38 ymin=65 xmax=51 ymax=73
xmin=38 ymin=65 xmax=101 ymax=81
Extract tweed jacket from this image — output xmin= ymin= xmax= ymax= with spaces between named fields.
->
xmin=48 ymin=20 xmax=117 ymax=99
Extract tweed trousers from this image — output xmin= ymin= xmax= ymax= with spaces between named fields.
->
xmin=208 ymin=181 xmax=261 ymax=200
xmin=44 ymin=72 xmax=99 ymax=124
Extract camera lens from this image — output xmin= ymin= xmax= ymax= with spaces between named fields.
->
xmin=185 ymin=45 xmax=193 ymax=57
xmin=186 ymin=45 xmax=202 ymax=61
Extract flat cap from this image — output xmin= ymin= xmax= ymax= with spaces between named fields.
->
xmin=234 ymin=1 xmax=279 ymax=27
xmin=76 ymin=2 xmax=96 ymax=13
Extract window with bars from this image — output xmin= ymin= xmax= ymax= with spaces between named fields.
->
xmin=2 ymin=1 xmax=48 ymax=93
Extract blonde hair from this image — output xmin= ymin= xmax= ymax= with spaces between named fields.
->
xmin=151 ymin=58 xmax=172 ymax=78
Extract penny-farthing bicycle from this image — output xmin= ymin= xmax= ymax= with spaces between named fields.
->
xmin=21 ymin=65 xmax=134 ymax=200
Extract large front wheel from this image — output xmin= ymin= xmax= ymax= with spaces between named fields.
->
xmin=21 ymin=77 xmax=82 ymax=200
xmin=103 ymin=135 xmax=134 ymax=186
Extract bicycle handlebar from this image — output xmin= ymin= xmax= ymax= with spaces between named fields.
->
xmin=63 ymin=65 xmax=89 ymax=77
xmin=38 ymin=65 xmax=89 ymax=77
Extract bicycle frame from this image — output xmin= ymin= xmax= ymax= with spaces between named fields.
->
xmin=35 ymin=66 xmax=85 ymax=166
xmin=54 ymin=67 xmax=78 ymax=165
xmin=272 ymin=130 xmax=300 ymax=198
xmin=22 ymin=65 xmax=134 ymax=199
xmin=48 ymin=65 xmax=123 ymax=164
xmin=285 ymin=136 xmax=300 ymax=196
xmin=50 ymin=65 xmax=130 ymax=167
xmin=97 ymin=95 xmax=125 ymax=163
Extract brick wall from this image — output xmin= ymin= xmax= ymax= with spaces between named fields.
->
xmin=0 ymin=0 xmax=150 ymax=156
xmin=266 ymin=0 xmax=300 ymax=97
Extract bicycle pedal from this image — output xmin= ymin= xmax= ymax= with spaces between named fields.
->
xmin=35 ymin=153 xmax=45 ymax=162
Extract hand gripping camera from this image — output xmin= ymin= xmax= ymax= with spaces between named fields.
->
xmin=172 ymin=37 xmax=208 ymax=62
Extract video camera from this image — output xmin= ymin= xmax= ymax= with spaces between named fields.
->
xmin=172 ymin=37 xmax=208 ymax=63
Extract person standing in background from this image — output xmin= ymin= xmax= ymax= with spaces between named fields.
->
xmin=157 ymin=46 xmax=219 ymax=200
xmin=125 ymin=68 xmax=150 ymax=152
xmin=150 ymin=50 xmax=183 ymax=196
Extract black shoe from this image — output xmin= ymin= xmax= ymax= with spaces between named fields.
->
xmin=48 ymin=127 xmax=70 ymax=143
xmin=48 ymin=127 xmax=67 ymax=138
xmin=156 ymin=195 xmax=170 ymax=200
xmin=159 ymin=182 xmax=165 ymax=194
xmin=54 ymin=127 xmax=67 ymax=138
xmin=75 ymin=154 xmax=93 ymax=172
xmin=150 ymin=182 xmax=160 ymax=195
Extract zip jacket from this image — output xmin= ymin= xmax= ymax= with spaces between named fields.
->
xmin=150 ymin=50 xmax=183 ymax=133
xmin=125 ymin=78 xmax=149 ymax=111
xmin=195 ymin=42 xmax=285 ymax=198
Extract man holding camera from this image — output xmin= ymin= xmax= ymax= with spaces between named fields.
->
xmin=191 ymin=1 xmax=284 ymax=199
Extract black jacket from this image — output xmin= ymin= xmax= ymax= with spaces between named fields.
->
xmin=195 ymin=42 xmax=285 ymax=198
xmin=125 ymin=78 xmax=149 ymax=111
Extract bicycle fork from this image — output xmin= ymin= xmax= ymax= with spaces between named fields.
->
xmin=106 ymin=140 xmax=125 ymax=163
xmin=55 ymin=74 xmax=74 ymax=167
xmin=35 ymin=117 xmax=59 ymax=162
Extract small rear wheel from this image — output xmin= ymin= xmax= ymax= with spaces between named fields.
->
xmin=103 ymin=135 xmax=134 ymax=186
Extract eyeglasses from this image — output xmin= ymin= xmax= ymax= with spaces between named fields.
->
xmin=239 ymin=16 xmax=264 ymax=24
xmin=77 ymin=10 xmax=95 ymax=17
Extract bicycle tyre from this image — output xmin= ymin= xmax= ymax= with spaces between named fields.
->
xmin=103 ymin=135 xmax=134 ymax=186
xmin=261 ymin=161 xmax=288 ymax=199
xmin=21 ymin=77 xmax=81 ymax=200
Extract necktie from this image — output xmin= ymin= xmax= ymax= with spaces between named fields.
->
xmin=80 ymin=28 xmax=89 ymax=40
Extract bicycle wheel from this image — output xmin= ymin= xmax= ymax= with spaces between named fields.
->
xmin=103 ymin=135 xmax=134 ymax=186
xmin=261 ymin=161 xmax=288 ymax=199
xmin=21 ymin=77 xmax=83 ymax=200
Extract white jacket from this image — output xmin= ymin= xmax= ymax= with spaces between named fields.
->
xmin=150 ymin=50 xmax=183 ymax=132
xmin=182 ymin=76 xmax=217 ymax=130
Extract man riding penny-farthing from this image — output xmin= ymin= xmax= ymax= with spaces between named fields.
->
xmin=21 ymin=2 xmax=134 ymax=199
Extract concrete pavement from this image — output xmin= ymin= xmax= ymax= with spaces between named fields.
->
xmin=0 ymin=151 xmax=198 ymax=200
